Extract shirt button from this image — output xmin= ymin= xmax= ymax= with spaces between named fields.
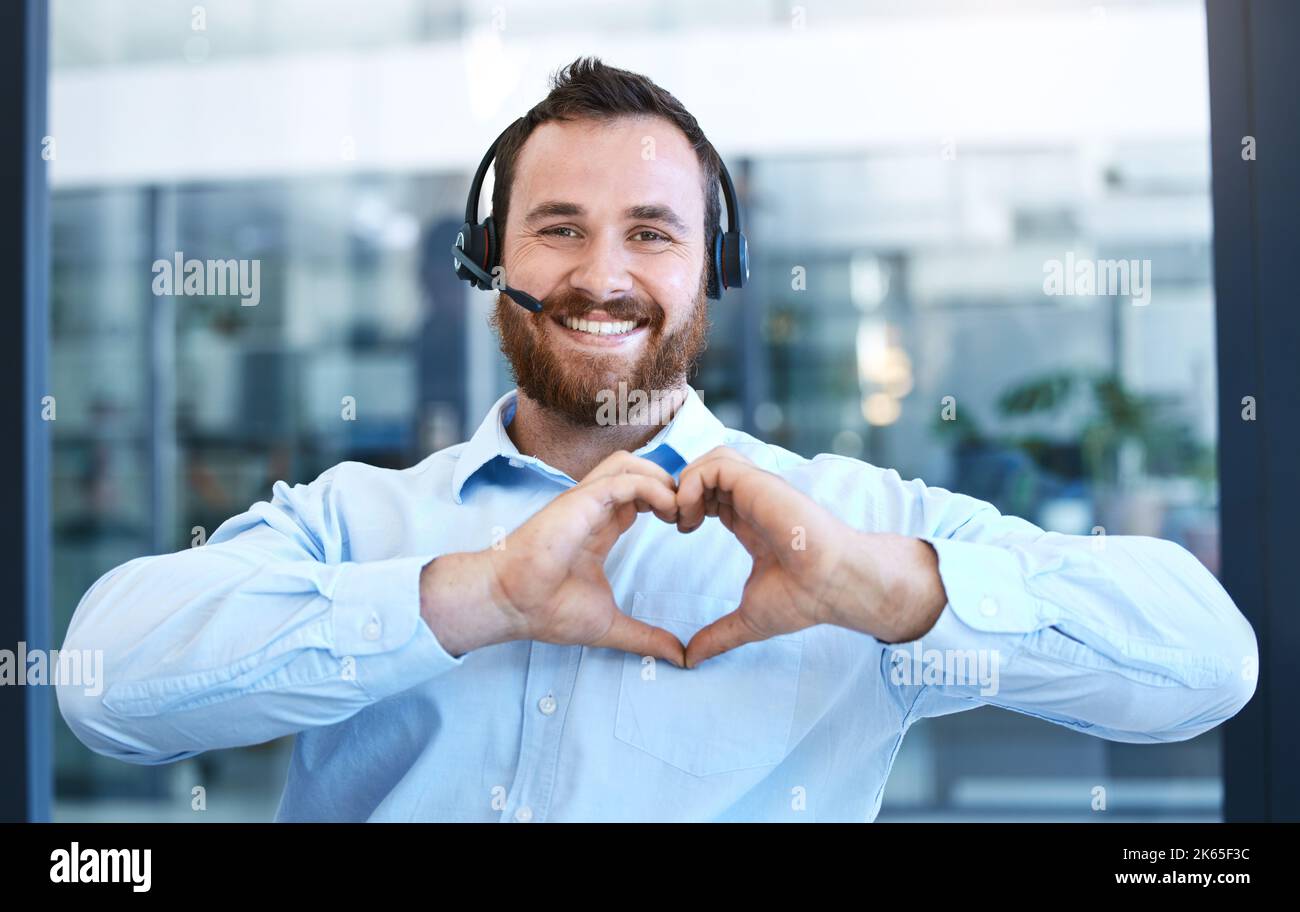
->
xmin=508 ymin=458 xmax=523 ymax=468
xmin=363 ymin=616 xmax=382 ymax=641
xmin=978 ymin=596 xmax=999 ymax=618
xmin=514 ymin=805 xmax=533 ymax=822
xmin=538 ymin=695 xmax=557 ymax=715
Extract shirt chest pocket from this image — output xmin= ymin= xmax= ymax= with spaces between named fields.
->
xmin=614 ymin=591 xmax=804 ymax=777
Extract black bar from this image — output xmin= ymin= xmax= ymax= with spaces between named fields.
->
xmin=0 ymin=822 xmax=1280 ymax=894
xmin=1208 ymin=0 xmax=1300 ymax=822
xmin=0 ymin=0 xmax=51 ymax=823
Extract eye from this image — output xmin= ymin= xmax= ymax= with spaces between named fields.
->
xmin=631 ymin=229 xmax=671 ymax=243
xmin=540 ymin=226 xmax=579 ymax=239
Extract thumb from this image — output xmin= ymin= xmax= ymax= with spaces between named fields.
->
xmin=683 ymin=606 xmax=765 ymax=669
xmin=592 ymin=609 xmax=687 ymax=669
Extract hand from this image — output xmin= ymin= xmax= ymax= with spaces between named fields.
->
xmin=480 ymin=450 xmax=688 ymax=667
xmin=674 ymin=446 xmax=944 ymax=666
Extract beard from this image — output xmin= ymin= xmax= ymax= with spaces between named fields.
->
xmin=489 ymin=268 xmax=711 ymax=427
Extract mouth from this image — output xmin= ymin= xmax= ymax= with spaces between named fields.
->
xmin=549 ymin=311 xmax=652 ymax=346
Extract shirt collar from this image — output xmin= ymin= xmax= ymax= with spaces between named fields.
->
xmin=451 ymin=385 xmax=727 ymax=504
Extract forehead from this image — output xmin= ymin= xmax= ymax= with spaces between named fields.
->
xmin=510 ymin=115 xmax=705 ymax=221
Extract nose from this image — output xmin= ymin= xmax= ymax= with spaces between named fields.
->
xmin=566 ymin=230 xmax=634 ymax=302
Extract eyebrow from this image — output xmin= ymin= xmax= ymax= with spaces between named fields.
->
xmin=523 ymin=201 xmax=690 ymax=235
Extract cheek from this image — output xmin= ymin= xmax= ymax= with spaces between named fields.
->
xmin=647 ymin=257 xmax=704 ymax=322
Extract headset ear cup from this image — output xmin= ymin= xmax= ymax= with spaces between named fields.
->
xmin=707 ymin=231 xmax=722 ymax=299
xmin=483 ymin=216 xmax=500 ymax=288
xmin=721 ymin=231 xmax=748 ymax=292
xmin=453 ymin=220 xmax=490 ymax=287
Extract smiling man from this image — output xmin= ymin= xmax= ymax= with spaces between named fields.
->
xmin=59 ymin=57 xmax=1258 ymax=822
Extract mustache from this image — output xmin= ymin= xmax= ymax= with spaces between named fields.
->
xmin=542 ymin=293 xmax=658 ymax=324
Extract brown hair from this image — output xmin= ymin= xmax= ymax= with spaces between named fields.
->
xmin=490 ymin=56 xmax=723 ymax=289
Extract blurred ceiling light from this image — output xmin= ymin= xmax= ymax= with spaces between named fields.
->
xmin=862 ymin=392 xmax=901 ymax=426
xmin=856 ymin=319 xmax=914 ymax=395
xmin=850 ymin=255 xmax=888 ymax=311
xmin=873 ymin=346 xmax=913 ymax=394
xmin=855 ymin=319 xmax=888 ymax=385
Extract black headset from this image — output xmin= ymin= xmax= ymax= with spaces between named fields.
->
xmin=451 ymin=118 xmax=748 ymax=313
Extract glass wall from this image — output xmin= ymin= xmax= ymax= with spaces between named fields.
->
xmin=51 ymin=175 xmax=474 ymax=819
xmin=50 ymin=0 xmax=1220 ymax=821
xmin=746 ymin=143 xmax=1219 ymax=820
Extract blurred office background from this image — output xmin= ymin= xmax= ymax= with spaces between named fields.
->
xmin=49 ymin=0 xmax=1221 ymax=821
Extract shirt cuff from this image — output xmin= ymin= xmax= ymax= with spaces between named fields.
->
xmin=329 ymin=554 xmax=462 ymax=666
xmin=351 ymin=614 xmax=465 ymax=702
xmin=884 ymin=540 xmax=1039 ymax=699
xmin=915 ymin=535 xmax=1048 ymax=637
xmin=328 ymin=554 xmax=466 ymax=700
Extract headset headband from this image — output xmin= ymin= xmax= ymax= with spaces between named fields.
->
xmin=466 ymin=119 xmax=743 ymax=234
xmin=454 ymin=116 xmax=748 ymax=307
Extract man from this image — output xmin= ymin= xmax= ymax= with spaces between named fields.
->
xmin=59 ymin=57 xmax=1257 ymax=822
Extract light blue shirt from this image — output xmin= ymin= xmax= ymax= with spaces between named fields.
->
xmin=58 ymin=386 xmax=1258 ymax=821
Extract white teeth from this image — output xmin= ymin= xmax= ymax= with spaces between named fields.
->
xmin=562 ymin=316 xmax=637 ymax=336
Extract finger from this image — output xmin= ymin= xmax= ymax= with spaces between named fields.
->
xmin=716 ymin=499 xmax=735 ymax=533
xmin=591 ymin=473 xmax=679 ymax=525
xmin=594 ymin=611 xmax=687 ymax=669
xmin=582 ymin=450 xmax=679 ymax=493
xmin=683 ymin=608 xmax=765 ymax=668
xmin=613 ymin=500 xmax=638 ymax=536
xmin=677 ymin=453 xmax=749 ymax=533
xmin=675 ymin=458 xmax=712 ymax=532
xmin=582 ymin=455 xmax=679 ymax=524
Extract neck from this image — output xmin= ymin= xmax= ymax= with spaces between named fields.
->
xmin=506 ymin=382 xmax=691 ymax=480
